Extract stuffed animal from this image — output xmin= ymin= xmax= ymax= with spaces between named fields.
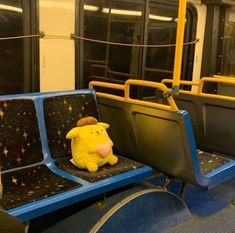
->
xmin=66 ymin=116 xmax=118 ymax=172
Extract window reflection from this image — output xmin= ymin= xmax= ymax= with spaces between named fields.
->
xmin=81 ymin=0 xmax=196 ymax=94
xmin=222 ymin=7 xmax=235 ymax=76
xmin=83 ymin=0 xmax=144 ymax=86
xmin=0 ymin=1 xmax=23 ymax=94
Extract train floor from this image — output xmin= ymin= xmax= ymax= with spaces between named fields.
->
xmin=29 ymin=177 xmax=235 ymax=233
xmin=161 ymin=176 xmax=235 ymax=233
xmin=166 ymin=176 xmax=235 ymax=217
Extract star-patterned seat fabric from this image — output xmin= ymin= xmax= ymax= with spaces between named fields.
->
xmin=43 ymin=94 xmax=99 ymax=159
xmin=0 ymin=99 xmax=80 ymax=211
xmin=0 ymin=164 xmax=80 ymax=210
xmin=43 ymin=94 xmax=144 ymax=182
xmin=197 ymin=149 xmax=230 ymax=174
xmin=0 ymin=99 xmax=44 ymax=170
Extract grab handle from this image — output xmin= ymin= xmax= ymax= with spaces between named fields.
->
xmin=124 ymin=79 xmax=178 ymax=111
xmin=89 ymin=81 xmax=126 ymax=102
xmin=90 ymin=80 xmax=178 ymax=111
xmin=198 ymin=77 xmax=235 ymax=101
xmin=161 ymin=79 xmax=199 ymax=95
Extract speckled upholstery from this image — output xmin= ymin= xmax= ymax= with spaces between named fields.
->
xmin=0 ymin=99 xmax=81 ymax=211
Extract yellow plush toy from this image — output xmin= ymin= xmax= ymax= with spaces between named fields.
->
xmin=66 ymin=117 xmax=118 ymax=172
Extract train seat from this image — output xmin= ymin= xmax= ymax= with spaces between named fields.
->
xmin=0 ymin=98 xmax=81 ymax=218
xmin=172 ymin=93 xmax=235 ymax=160
xmin=90 ymin=80 xmax=235 ymax=189
xmin=0 ymin=91 xmax=152 ymax=222
xmin=43 ymin=92 xmax=146 ymax=182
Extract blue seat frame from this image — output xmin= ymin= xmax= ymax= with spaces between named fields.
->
xmin=0 ymin=90 xmax=152 ymax=222
xmin=96 ymin=96 xmax=235 ymax=189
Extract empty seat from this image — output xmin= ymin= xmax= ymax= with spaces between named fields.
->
xmin=90 ymin=80 xmax=235 ymax=189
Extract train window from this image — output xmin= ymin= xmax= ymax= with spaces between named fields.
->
xmin=221 ymin=7 xmax=235 ymax=77
xmin=144 ymin=1 xmax=196 ymax=84
xmin=144 ymin=2 xmax=178 ymax=83
xmin=77 ymin=0 xmax=197 ymax=90
xmin=106 ymin=1 xmax=144 ymax=75
xmin=0 ymin=1 xmax=38 ymax=95
xmin=79 ymin=0 xmax=144 ymax=87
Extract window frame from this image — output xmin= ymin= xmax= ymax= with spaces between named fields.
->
xmin=75 ymin=0 xmax=197 ymax=93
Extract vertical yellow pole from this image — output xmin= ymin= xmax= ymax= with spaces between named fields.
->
xmin=172 ymin=0 xmax=187 ymax=92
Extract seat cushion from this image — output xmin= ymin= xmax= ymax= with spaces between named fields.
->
xmin=0 ymin=165 xmax=81 ymax=210
xmin=55 ymin=157 xmax=144 ymax=183
xmin=198 ymin=150 xmax=230 ymax=174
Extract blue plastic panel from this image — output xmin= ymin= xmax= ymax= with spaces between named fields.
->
xmin=0 ymin=90 xmax=153 ymax=221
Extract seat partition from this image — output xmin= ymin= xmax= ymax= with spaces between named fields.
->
xmin=0 ymin=91 xmax=152 ymax=221
xmin=173 ymin=94 xmax=235 ymax=158
xmin=161 ymin=77 xmax=235 ymax=159
xmin=98 ymin=97 xmax=201 ymax=186
xmin=90 ymin=80 xmax=206 ymax=186
xmin=90 ymin=79 xmax=235 ymax=189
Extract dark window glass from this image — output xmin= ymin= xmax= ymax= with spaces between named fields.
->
xmin=221 ymin=7 xmax=235 ymax=77
xmin=82 ymin=0 xmax=144 ymax=86
xmin=144 ymin=1 xmax=196 ymax=85
xmin=0 ymin=1 xmax=23 ymax=94
xmin=0 ymin=0 xmax=38 ymax=95
xmin=79 ymin=0 xmax=197 ymax=96
xmin=145 ymin=2 xmax=178 ymax=83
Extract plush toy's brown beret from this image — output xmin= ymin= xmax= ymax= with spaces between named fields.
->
xmin=76 ymin=116 xmax=98 ymax=127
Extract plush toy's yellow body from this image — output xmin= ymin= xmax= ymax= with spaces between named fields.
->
xmin=66 ymin=119 xmax=118 ymax=172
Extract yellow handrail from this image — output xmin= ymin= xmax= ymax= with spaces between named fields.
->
xmin=161 ymin=79 xmax=199 ymax=95
xmin=89 ymin=81 xmax=126 ymax=102
xmin=125 ymin=80 xmax=178 ymax=111
xmin=161 ymin=77 xmax=235 ymax=101
xmin=89 ymin=81 xmax=125 ymax=90
xmin=172 ymin=0 xmax=187 ymax=90
xmin=198 ymin=77 xmax=235 ymax=101
xmin=89 ymin=80 xmax=178 ymax=111
xmin=161 ymin=79 xmax=199 ymax=86
xmin=213 ymin=75 xmax=235 ymax=79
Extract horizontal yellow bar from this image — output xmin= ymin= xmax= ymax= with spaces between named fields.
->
xmin=213 ymin=75 xmax=235 ymax=79
xmin=124 ymin=79 xmax=178 ymax=111
xmin=89 ymin=81 xmax=125 ymax=91
xmin=125 ymin=79 xmax=170 ymax=93
xmin=96 ymin=92 xmax=125 ymax=102
xmin=90 ymin=79 xmax=178 ymax=111
xmin=179 ymin=90 xmax=199 ymax=95
xmin=198 ymin=77 xmax=235 ymax=95
xmin=199 ymin=93 xmax=235 ymax=102
xmin=127 ymin=99 xmax=174 ymax=111
xmin=161 ymin=79 xmax=199 ymax=86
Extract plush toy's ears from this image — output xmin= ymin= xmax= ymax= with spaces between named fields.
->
xmin=66 ymin=127 xmax=81 ymax=139
xmin=97 ymin=122 xmax=109 ymax=129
